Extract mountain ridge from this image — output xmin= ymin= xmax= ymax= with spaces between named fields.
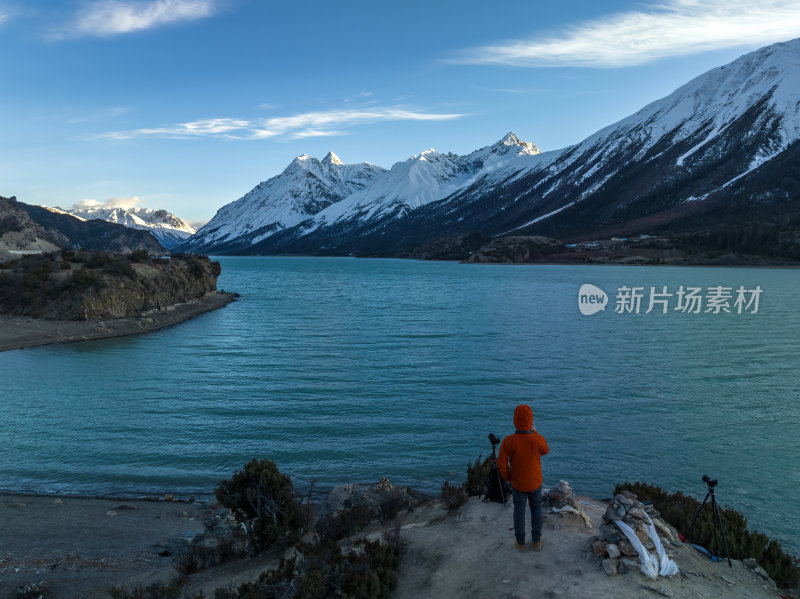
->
xmin=177 ymin=38 xmax=800 ymax=259
xmin=55 ymin=206 xmax=196 ymax=249
xmin=0 ymin=196 xmax=163 ymax=260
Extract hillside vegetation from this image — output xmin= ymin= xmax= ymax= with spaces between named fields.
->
xmin=0 ymin=249 xmax=221 ymax=320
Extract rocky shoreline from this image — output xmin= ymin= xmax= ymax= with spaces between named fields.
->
xmin=0 ymin=291 xmax=237 ymax=352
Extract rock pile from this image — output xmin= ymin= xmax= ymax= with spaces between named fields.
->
xmin=590 ymin=489 xmax=680 ymax=577
xmin=544 ymin=480 xmax=576 ymax=508
xmin=543 ymin=480 xmax=593 ymax=527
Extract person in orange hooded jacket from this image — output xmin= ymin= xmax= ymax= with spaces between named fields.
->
xmin=497 ymin=404 xmax=549 ymax=551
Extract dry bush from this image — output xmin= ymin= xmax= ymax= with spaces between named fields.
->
xmin=441 ymin=480 xmax=468 ymax=511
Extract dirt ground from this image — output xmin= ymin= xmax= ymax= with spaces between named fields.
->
xmin=0 ymin=491 xmax=789 ymax=599
xmin=0 ymin=494 xmax=208 ymax=598
xmin=0 ymin=291 xmax=236 ymax=352
xmin=393 ymin=496 xmax=786 ymax=599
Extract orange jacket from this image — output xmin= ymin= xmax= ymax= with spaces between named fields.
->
xmin=497 ymin=404 xmax=549 ymax=492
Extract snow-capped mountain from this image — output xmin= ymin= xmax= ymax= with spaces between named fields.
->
xmin=58 ymin=206 xmax=196 ymax=249
xmin=183 ymin=152 xmax=386 ymax=254
xmin=180 ymin=132 xmax=540 ymax=254
xmin=179 ymin=38 xmax=800 ymax=256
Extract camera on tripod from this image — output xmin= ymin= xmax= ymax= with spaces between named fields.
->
xmin=482 ymin=432 xmax=510 ymax=504
xmin=684 ymin=474 xmax=731 ymax=567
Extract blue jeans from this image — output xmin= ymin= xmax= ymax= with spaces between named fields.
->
xmin=512 ymin=485 xmax=543 ymax=545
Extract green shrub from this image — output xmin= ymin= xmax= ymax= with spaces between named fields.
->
xmin=464 ymin=455 xmax=491 ymax=496
xmin=108 ymin=582 xmax=197 ymax=599
xmin=186 ymin=257 xmax=206 ymax=278
xmin=59 ymin=261 xmax=71 ymax=270
xmin=441 ymin=481 xmax=468 ymax=511
xmin=62 ymin=267 xmax=103 ymax=291
xmin=616 ymin=481 xmax=799 ymax=588
xmin=129 ymin=248 xmax=151 ymax=262
xmin=175 ymin=536 xmax=244 ymax=576
xmin=23 ymin=261 xmax=52 ymax=287
xmin=212 ymin=467 xmax=403 ymax=599
xmin=378 ymin=487 xmax=411 ymax=522
xmin=215 ymin=459 xmax=301 ymax=554
xmin=104 ymin=258 xmax=136 ymax=279
xmin=243 ymin=537 xmax=400 ymax=599
xmin=86 ymin=251 xmax=111 ymax=268
xmin=315 ymin=503 xmax=375 ymax=542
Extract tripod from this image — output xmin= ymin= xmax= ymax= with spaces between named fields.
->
xmin=483 ymin=434 xmax=510 ymax=505
xmin=684 ymin=475 xmax=732 ymax=568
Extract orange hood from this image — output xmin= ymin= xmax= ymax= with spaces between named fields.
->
xmin=513 ymin=404 xmax=533 ymax=431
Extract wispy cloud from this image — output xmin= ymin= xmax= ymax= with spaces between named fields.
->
xmin=451 ymin=0 xmax=800 ymax=68
xmin=97 ymin=107 xmax=466 ymax=140
xmin=56 ymin=0 xmax=216 ymax=39
xmin=290 ymin=129 xmax=345 ymax=139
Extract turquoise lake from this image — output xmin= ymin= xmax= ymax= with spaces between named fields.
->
xmin=1 ymin=257 xmax=798 ymax=552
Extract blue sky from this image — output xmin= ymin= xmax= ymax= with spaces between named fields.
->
xmin=1 ymin=1 xmax=799 ymax=223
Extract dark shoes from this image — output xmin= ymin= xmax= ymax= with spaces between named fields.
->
xmin=515 ymin=538 xmax=542 ymax=552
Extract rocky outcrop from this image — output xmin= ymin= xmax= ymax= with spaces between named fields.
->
xmin=0 ymin=196 xmax=64 ymax=257
xmin=320 ymin=478 xmax=430 ymax=521
xmin=398 ymin=231 xmax=491 ymax=261
xmin=0 ymin=250 xmax=222 ymax=321
xmin=462 ymin=235 xmax=566 ymax=263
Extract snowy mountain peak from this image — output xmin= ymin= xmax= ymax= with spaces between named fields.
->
xmin=496 ymin=131 xmax=541 ymax=155
xmin=322 ymin=151 xmax=343 ymax=166
xmin=408 ymin=149 xmax=440 ymax=161
xmin=419 ymin=149 xmax=438 ymax=160
xmin=501 ymin=131 xmax=520 ymax=144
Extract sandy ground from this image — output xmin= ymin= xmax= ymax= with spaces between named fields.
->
xmin=0 ymin=291 xmax=237 ymax=352
xmin=0 ymin=494 xmax=208 ymax=598
xmin=0 ymin=491 xmax=788 ymax=599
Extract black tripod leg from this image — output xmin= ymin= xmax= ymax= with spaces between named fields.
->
xmin=711 ymin=494 xmax=733 ymax=568
xmin=684 ymin=491 xmax=711 ymax=543
xmin=709 ymin=494 xmax=719 ymax=560
xmin=494 ymin=468 xmax=509 ymax=505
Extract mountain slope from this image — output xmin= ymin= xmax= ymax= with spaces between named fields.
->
xmin=0 ymin=196 xmax=65 ymax=257
xmin=58 ymin=206 xmax=196 ymax=249
xmin=0 ymin=196 xmax=163 ymax=257
xmin=180 ymin=152 xmax=387 ymax=254
xmin=180 ymin=38 xmax=800 ymax=257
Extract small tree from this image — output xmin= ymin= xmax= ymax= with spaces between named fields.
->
xmin=215 ymin=459 xmax=301 ymax=554
xmin=464 ymin=455 xmax=491 ymax=496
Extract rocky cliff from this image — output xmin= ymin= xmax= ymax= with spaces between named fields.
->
xmin=0 ymin=250 xmax=221 ymax=321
